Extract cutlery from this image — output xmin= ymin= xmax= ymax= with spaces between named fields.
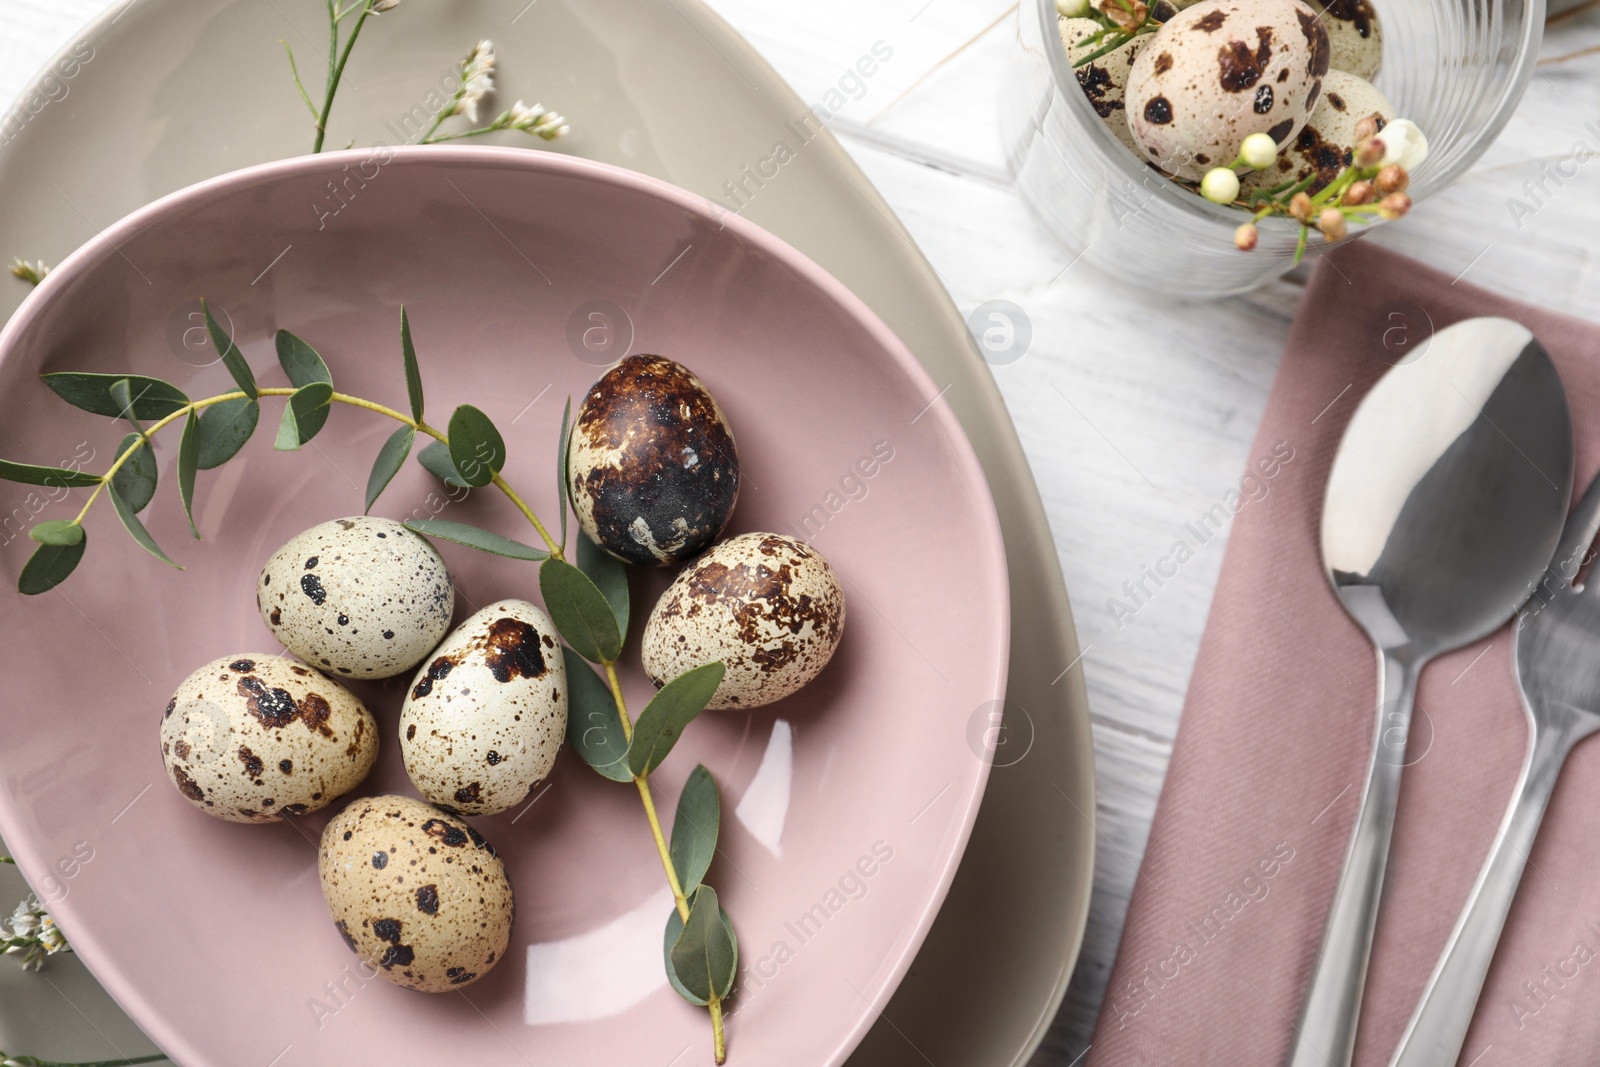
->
xmin=1388 ymin=467 xmax=1600 ymax=1066
xmin=1287 ymin=317 xmax=1572 ymax=1067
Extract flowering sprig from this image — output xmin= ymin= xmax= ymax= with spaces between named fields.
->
xmin=1205 ymin=120 xmax=1427 ymax=262
xmin=3 ymin=893 xmax=68 ymax=971
xmin=9 ymin=260 xmax=47 ymax=287
xmin=280 ymin=6 xmax=568 ymax=152
xmin=415 ymin=43 xmax=569 ymax=145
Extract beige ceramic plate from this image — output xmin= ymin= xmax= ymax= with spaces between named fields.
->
xmin=0 ymin=2 xmax=1094 ymax=1064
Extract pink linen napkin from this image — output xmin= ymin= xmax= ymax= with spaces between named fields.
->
xmin=1087 ymin=239 xmax=1600 ymax=1066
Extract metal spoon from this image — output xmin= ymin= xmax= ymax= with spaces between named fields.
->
xmin=1389 ymin=467 xmax=1600 ymax=1067
xmin=1285 ymin=317 xmax=1572 ymax=1067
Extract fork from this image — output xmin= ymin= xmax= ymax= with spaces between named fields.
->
xmin=1388 ymin=469 xmax=1600 ymax=1067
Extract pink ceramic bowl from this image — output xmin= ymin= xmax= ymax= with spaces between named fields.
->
xmin=0 ymin=147 xmax=1008 ymax=1066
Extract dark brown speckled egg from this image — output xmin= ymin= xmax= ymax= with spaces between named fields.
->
xmin=567 ymin=355 xmax=739 ymax=566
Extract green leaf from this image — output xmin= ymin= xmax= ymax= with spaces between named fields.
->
xmin=670 ymin=765 xmax=720 ymax=893
xmin=108 ymin=379 xmax=146 ymax=436
xmin=539 ymin=557 xmax=621 ymax=663
xmin=448 ymin=404 xmax=505 ymax=489
xmin=178 ymin=410 xmax=200 ymax=539
xmin=275 ymin=329 xmax=333 ymax=388
xmin=42 ymin=372 xmax=188 ymax=419
xmin=401 ymin=306 xmax=424 ymax=422
xmin=403 ymin=519 xmax=548 ymax=561
xmin=557 ymin=396 xmax=571 ymax=547
xmin=418 ymin=440 xmax=471 ymax=488
xmin=204 ymin=298 xmax=257 ymax=398
xmin=109 ymin=433 xmax=157 ymax=513
xmin=628 ymin=662 xmax=726 ymax=776
xmin=365 ymin=425 xmax=415 ymax=512
xmin=18 ymin=534 xmax=87 ymax=595
xmin=28 ymin=520 xmax=82 ymax=546
xmin=0 ymin=459 xmax=99 ymax=489
xmin=108 ymin=482 xmax=180 ymax=568
xmin=274 ymin=382 xmax=334 ymax=450
xmin=666 ymin=886 xmax=738 ymax=1005
xmin=562 ymin=646 xmax=632 ymax=782
xmin=196 ymin=397 xmax=259 ymax=469
xmin=577 ymin=531 xmax=629 ymax=640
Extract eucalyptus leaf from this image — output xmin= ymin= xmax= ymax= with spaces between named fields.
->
xmin=42 ymin=372 xmax=188 ymax=420
xmin=539 ymin=558 xmax=621 ymax=663
xmin=109 ymin=433 xmax=157 ymax=514
xmin=28 ymin=520 xmax=83 ymax=546
xmin=178 ymin=410 xmax=200 ymax=539
xmin=417 ymin=440 xmax=470 ymax=489
xmin=0 ymin=459 xmax=99 ymax=489
xmin=365 ymin=425 xmax=415 ymax=512
xmin=18 ymin=534 xmax=86 ymax=595
xmin=562 ymin=646 xmax=632 ymax=782
xmin=204 ymin=298 xmax=257 ymax=398
xmin=403 ymin=519 xmax=548 ymax=561
xmin=669 ymin=765 xmax=720 ymax=894
xmin=666 ymin=886 xmax=738 ymax=1005
xmin=196 ymin=397 xmax=260 ymax=469
xmin=275 ymin=329 xmax=333 ymax=388
xmin=108 ymin=482 xmax=180 ymax=568
xmin=557 ymin=396 xmax=571 ymax=547
xmin=275 ymin=382 xmax=334 ymax=450
xmin=448 ymin=404 xmax=505 ymax=489
xmin=628 ymin=662 xmax=725 ymax=776
xmin=108 ymin=379 xmax=146 ymax=436
xmin=401 ymin=305 xmax=424 ymax=422
xmin=577 ymin=532 xmax=629 ymax=640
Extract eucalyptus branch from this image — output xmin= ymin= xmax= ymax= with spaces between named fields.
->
xmin=2 ymin=308 xmax=734 ymax=1061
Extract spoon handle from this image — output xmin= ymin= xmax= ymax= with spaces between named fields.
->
xmin=1388 ymin=716 xmax=1574 ymax=1067
xmin=1285 ymin=651 xmax=1418 ymax=1067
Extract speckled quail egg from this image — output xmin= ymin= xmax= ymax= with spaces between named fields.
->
xmin=1309 ymin=0 xmax=1382 ymax=80
xmin=1126 ymin=0 xmax=1331 ymax=182
xmin=1242 ymin=69 xmax=1394 ymax=196
xmin=258 ymin=517 xmax=454 ymax=680
xmin=319 ymin=795 xmax=512 ymax=992
xmin=1060 ymin=17 xmax=1153 ymax=157
xmin=642 ymin=532 xmax=845 ymax=710
xmin=567 ymin=355 xmax=740 ymax=567
xmin=399 ymin=600 xmax=567 ymax=817
xmin=160 ymin=655 xmax=377 ymax=823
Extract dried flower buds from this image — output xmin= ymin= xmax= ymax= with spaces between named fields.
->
xmin=1234 ymin=223 xmax=1259 ymax=251
xmin=1379 ymin=192 xmax=1413 ymax=220
xmin=1375 ymin=165 xmax=1409 ymax=196
xmin=1290 ymin=192 xmax=1313 ymax=223
xmin=1344 ymin=181 xmax=1375 ymax=206
xmin=1356 ymin=138 xmax=1386 ymax=168
xmin=1317 ymin=209 xmax=1348 ymax=241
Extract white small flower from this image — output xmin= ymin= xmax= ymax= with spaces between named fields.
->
xmin=504 ymin=100 xmax=569 ymax=140
xmin=1239 ymin=132 xmax=1278 ymax=171
xmin=1056 ymin=0 xmax=1091 ymax=16
xmin=455 ymin=41 xmax=497 ymax=122
xmin=1375 ymin=119 xmax=1427 ymax=171
xmin=1200 ymin=166 xmax=1240 ymax=205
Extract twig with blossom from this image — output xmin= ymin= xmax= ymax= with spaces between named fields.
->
xmin=414 ymin=42 xmax=568 ymax=145
xmin=3 ymin=893 xmax=69 ymax=971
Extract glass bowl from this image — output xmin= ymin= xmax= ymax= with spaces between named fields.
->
xmin=1000 ymin=0 xmax=1545 ymax=296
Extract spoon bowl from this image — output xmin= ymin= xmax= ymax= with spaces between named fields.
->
xmin=1285 ymin=316 xmax=1573 ymax=1067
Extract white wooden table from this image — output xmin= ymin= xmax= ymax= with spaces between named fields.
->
xmin=3 ymin=1 xmax=1599 ymax=1063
